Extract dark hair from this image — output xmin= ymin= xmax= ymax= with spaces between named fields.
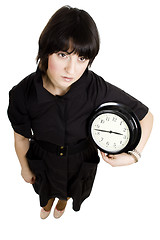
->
xmin=37 ymin=6 xmax=100 ymax=73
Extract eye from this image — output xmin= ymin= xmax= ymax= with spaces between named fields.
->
xmin=57 ymin=52 xmax=67 ymax=58
xmin=78 ymin=56 xmax=86 ymax=62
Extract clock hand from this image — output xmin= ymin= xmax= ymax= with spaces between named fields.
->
xmin=111 ymin=131 xmax=123 ymax=135
xmin=94 ymin=129 xmax=123 ymax=135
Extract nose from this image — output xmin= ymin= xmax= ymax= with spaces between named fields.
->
xmin=65 ymin=58 xmax=76 ymax=75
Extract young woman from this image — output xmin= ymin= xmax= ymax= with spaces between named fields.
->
xmin=8 ymin=6 xmax=153 ymax=219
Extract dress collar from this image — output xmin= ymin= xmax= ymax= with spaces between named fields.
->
xmin=34 ymin=66 xmax=89 ymax=103
xmin=34 ymin=67 xmax=54 ymax=103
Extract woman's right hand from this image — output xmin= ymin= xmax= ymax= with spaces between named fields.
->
xmin=14 ymin=132 xmax=35 ymax=184
xmin=21 ymin=167 xmax=36 ymax=184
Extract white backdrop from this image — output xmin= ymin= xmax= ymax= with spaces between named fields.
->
xmin=1 ymin=0 xmax=159 ymax=239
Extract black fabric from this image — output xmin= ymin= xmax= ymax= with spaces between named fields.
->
xmin=7 ymin=68 xmax=148 ymax=144
xmin=26 ymin=140 xmax=99 ymax=211
xmin=7 ymin=67 xmax=149 ymax=211
xmin=35 ymin=138 xmax=90 ymax=155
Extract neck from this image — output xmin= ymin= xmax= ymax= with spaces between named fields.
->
xmin=42 ymin=75 xmax=70 ymax=96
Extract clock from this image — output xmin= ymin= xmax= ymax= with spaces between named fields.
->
xmin=88 ymin=102 xmax=141 ymax=154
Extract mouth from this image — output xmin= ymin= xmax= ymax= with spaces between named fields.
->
xmin=62 ymin=76 xmax=74 ymax=82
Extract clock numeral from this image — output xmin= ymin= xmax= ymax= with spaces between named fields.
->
xmin=113 ymin=143 xmax=116 ymax=148
xmin=100 ymin=119 xmax=105 ymax=124
xmin=123 ymin=128 xmax=127 ymax=132
xmin=112 ymin=117 xmax=117 ymax=122
xmin=95 ymin=132 xmax=100 ymax=135
xmin=106 ymin=141 xmax=109 ymax=147
xmin=120 ymin=121 xmax=123 ymax=125
xmin=106 ymin=117 xmax=110 ymax=121
xmin=95 ymin=124 xmax=100 ymax=128
xmin=99 ymin=137 xmax=104 ymax=142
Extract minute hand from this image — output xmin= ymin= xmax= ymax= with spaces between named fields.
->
xmin=94 ymin=129 xmax=123 ymax=135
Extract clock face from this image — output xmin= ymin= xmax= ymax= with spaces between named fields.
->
xmin=91 ymin=112 xmax=130 ymax=153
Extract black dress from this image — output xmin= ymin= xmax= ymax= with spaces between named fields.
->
xmin=7 ymin=67 xmax=148 ymax=211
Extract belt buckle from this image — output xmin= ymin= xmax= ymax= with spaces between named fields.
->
xmin=57 ymin=145 xmax=68 ymax=157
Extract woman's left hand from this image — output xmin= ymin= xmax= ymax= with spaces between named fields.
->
xmin=100 ymin=152 xmax=136 ymax=167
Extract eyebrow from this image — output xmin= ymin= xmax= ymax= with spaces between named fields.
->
xmin=59 ymin=48 xmax=76 ymax=55
xmin=66 ymin=50 xmax=75 ymax=55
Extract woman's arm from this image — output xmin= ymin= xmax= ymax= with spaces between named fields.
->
xmin=134 ymin=111 xmax=153 ymax=153
xmin=14 ymin=132 xmax=36 ymax=183
xmin=101 ymin=111 xmax=153 ymax=167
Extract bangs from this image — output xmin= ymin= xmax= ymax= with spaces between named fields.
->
xmin=55 ymin=37 xmax=98 ymax=60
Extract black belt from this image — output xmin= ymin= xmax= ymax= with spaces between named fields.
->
xmin=33 ymin=139 xmax=90 ymax=156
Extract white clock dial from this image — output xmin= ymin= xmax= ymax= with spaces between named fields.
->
xmin=91 ymin=113 xmax=130 ymax=153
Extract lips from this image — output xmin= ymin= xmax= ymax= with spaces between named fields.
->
xmin=62 ymin=76 xmax=74 ymax=82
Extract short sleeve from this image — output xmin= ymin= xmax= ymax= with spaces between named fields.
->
xmin=7 ymin=85 xmax=32 ymax=138
xmin=92 ymin=73 xmax=149 ymax=121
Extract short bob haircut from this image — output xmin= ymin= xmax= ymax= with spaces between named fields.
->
xmin=37 ymin=6 xmax=100 ymax=74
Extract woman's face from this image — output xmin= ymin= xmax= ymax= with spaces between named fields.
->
xmin=46 ymin=51 xmax=89 ymax=90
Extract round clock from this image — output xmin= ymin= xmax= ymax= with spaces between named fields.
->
xmin=88 ymin=102 xmax=141 ymax=154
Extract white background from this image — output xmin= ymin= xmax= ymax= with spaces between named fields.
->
xmin=1 ymin=0 xmax=160 ymax=239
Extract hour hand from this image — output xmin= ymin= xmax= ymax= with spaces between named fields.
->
xmin=94 ymin=129 xmax=123 ymax=135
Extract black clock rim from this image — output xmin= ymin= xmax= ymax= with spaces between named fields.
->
xmin=88 ymin=107 xmax=141 ymax=154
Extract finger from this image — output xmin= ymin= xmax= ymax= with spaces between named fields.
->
xmin=100 ymin=151 xmax=108 ymax=160
xmin=100 ymin=152 xmax=112 ymax=164
xmin=31 ymin=176 xmax=36 ymax=184
xmin=100 ymin=151 xmax=108 ymax=158
xmin=108 ymin=154 xmax=116 ymax=159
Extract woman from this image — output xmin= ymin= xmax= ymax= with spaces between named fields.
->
xmin=8 ymin=6 xmax=153 ymax=219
